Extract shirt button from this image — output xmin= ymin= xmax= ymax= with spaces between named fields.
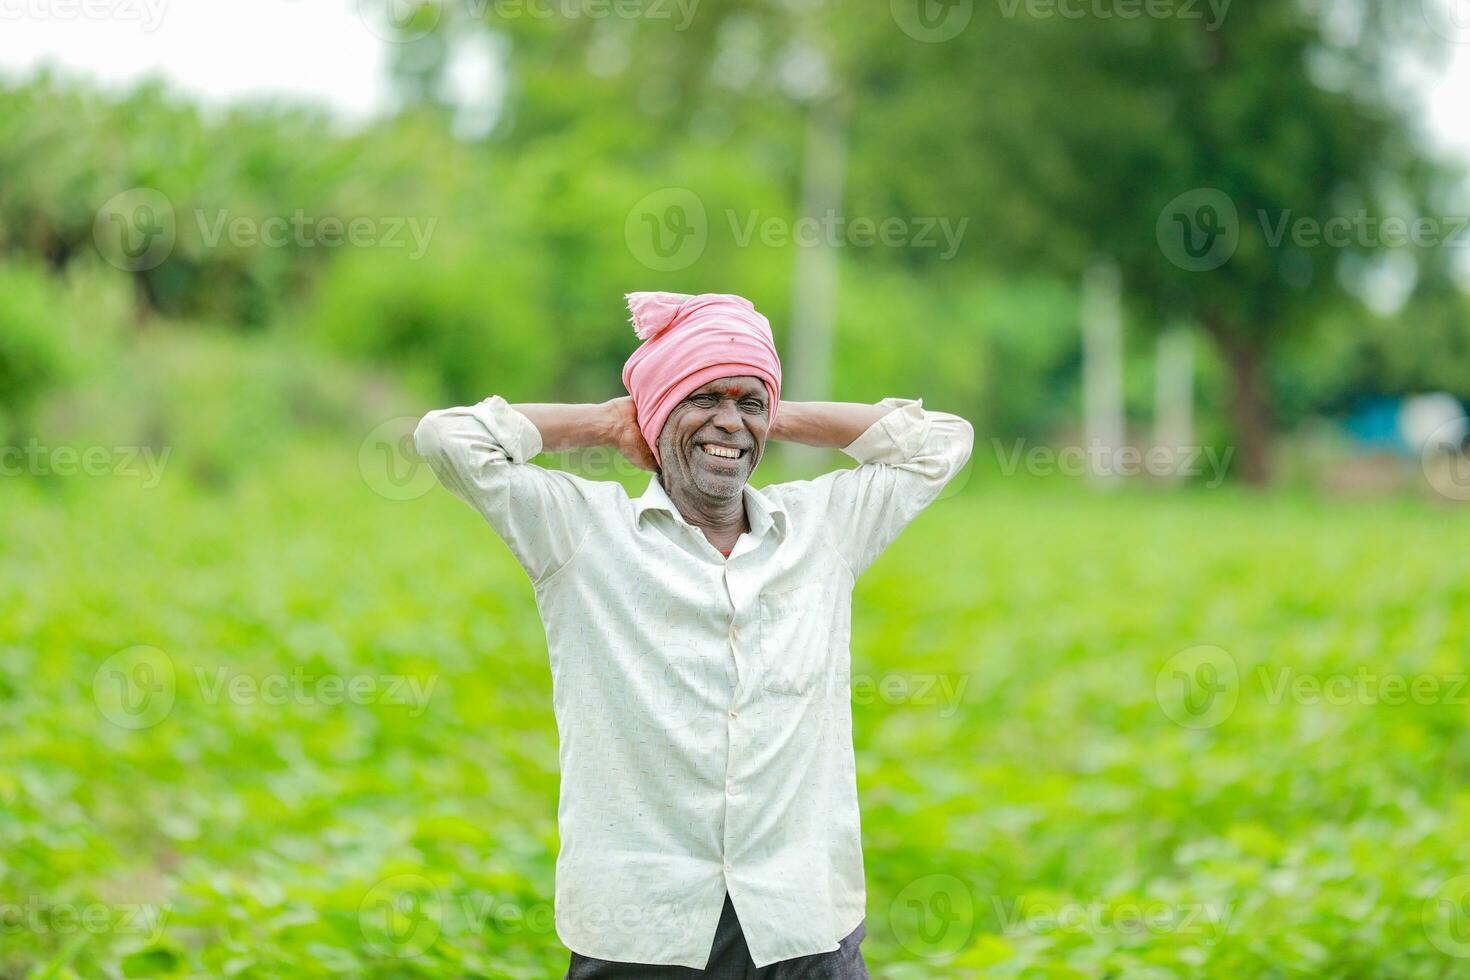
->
xmin=726 ymin=781 xmax=738 ymax=796
xmin=724 ymin=860 xmax=733 ymax=873
xmin=728 ymin=708 xmax=738 ymax=719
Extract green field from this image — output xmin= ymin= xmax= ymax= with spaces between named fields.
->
xmin=4 ymin=443 xmax=1470 ymax=979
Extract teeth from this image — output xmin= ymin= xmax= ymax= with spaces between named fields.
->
xmin=702 ymin=445 xmax=743 ymax=459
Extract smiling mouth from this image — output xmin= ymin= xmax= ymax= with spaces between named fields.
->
xmin=699 ymin=443 xmax=747 ymax=461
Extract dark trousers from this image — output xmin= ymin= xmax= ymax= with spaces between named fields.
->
xmin=565 ymin=893 xmax=869 ymax=979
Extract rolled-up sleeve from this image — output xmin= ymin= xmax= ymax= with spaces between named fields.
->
xmin=414 ymin=396 xmax=591 ymax=583
xmin=819 ymin=398 xmax=974 ymax=578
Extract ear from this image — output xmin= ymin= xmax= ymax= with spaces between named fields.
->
xmin=626 ymin=291 xmax=691 ymax=340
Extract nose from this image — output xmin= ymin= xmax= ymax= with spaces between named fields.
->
xmin=712 ymin=398 xmax=741 ymax=432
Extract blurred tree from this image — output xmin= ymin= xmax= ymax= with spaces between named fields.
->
xmin=0 ymin=73 xmax=407 ymax=326
xmin=881 ymin=0 xmax=1456 ymax=481
xmin=379 ymin=0 xmax=454 ymax=115
xmin=0 ymin=261 xmax=75 ymax=440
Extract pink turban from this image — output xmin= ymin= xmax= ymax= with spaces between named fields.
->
xmin=621 ymin=291 xmax=782 ymax=466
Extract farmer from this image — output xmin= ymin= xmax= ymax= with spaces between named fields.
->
xmin=413 ymin=291 xmax=973 ymax=977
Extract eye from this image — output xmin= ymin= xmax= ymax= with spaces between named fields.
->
xmin=740 ymin=399 xmax=766 ymax=413
xmin=690 ymin=394 xmax=718 ymax=408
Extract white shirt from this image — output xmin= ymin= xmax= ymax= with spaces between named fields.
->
xmin=413 ymin=396 xmax=973 ymax=968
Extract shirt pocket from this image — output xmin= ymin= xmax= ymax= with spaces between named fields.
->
xmin=758 ymin=583 xmax=828 ymax=697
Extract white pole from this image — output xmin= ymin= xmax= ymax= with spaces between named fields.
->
xmin=1153 ymin=325 xmax=1195 ymax=482
xmin=1081 ymin=256 xmax=1124 ymax=487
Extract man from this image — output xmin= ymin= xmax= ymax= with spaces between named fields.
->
xmin=414 ymin=291 xmax=973 ymax=977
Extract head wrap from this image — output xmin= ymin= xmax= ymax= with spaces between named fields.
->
xmin=620 ymin=291 xmax=782 ymax=466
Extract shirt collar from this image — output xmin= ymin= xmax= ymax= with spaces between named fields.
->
xmin=634 ymin=474 xmax=788 ymax=540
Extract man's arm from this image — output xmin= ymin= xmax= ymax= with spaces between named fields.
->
xmin=511 ymin=397 xmax=656 ymax=471
xmin=784 ymin=398 xmax=974 ymax=579
xmin=413 ymin=396 xmax=653 ymax=582
xmin=768 ymin=401 xmax=892 ymax=449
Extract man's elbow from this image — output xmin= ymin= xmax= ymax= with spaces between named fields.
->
xmin=412 ymin=411 xmax=449 ymax=466
xmin=936 ymin=412 xmax=975 ymax=468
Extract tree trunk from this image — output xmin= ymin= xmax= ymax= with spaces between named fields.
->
xmin=1223 ymin=335 xmax=1272 ymax=484
xmin=1199 ymin=311 xmax=1272 ymax=484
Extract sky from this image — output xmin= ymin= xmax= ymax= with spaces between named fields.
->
xmin=0 ymin=0 xmax=1468 ymax=154
xmin=0 ymin=0 xmax=393 ymax=119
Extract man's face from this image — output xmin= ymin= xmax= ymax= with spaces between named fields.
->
xmin=657 ymin=376 xmax=770 ymax=501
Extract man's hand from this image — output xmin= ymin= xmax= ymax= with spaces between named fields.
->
xmin=605 ymin=396 xmax=657 ymax=472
